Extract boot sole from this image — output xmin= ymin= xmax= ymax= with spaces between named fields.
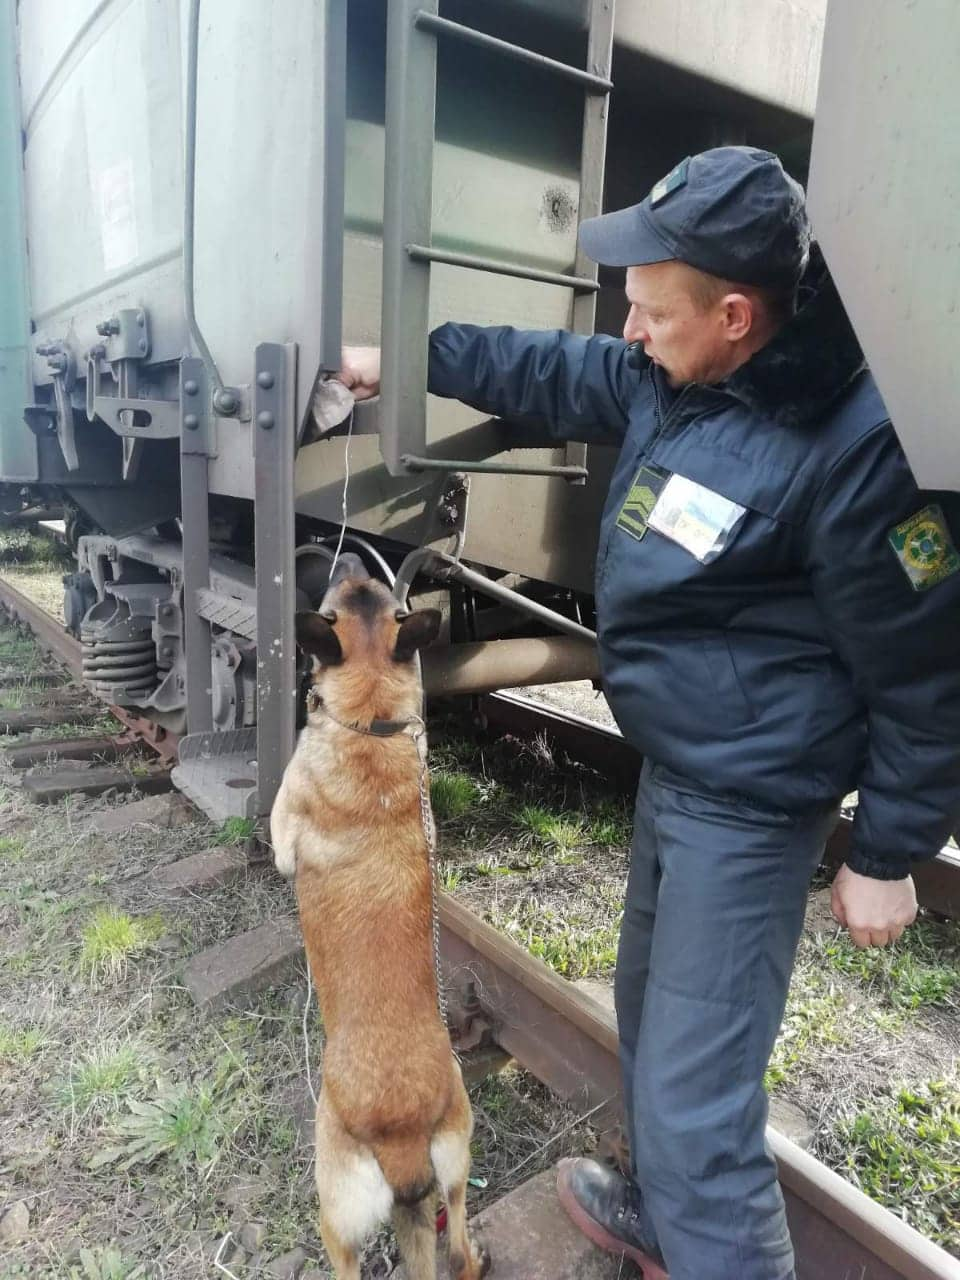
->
xmin=556 ymin=1160 xmax=670 ymax=1280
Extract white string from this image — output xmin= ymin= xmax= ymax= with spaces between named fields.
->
xmin=302 ymin=959 xmax=318 ymax=1106
xmin=298 ymin=394 xmax=353 ymax=1110
xmin=328 ymin=404 xmax=354 ymax=576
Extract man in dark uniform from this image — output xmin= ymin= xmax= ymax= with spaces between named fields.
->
xmin=340 ymin=148 xmax=960 ymax=1280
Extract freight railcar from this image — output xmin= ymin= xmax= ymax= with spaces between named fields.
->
xmin=2 ymin=0 xmax=951 ymax=823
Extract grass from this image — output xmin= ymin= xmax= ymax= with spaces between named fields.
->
xmin=587 ymin=799 xmax=633 ymax=847
xmin=765 ymin=975 xmax=851 ymax=1090
xmin=827 ymin=1077 xmax=960 ymax=1253
xmin=817 ymin=919 xmax=960 ymax=1010
xmin=78 ymin=909 xmax=166 ymax=983
xmin=0 ymin=526 xmax=71 ymax=568
xmin=0 ymin=833 xmax=27 ymax=862
xmin=0 ymin=679 xmax=53 ymax=710
xmin=431 ymin=770 xmax=482 ymax=820
xmin=216 ymin=816 xmax=257 ymax=845
xmin=0 ymin=1021 xmax=49 ymax=1062
xmin=54 ymin=1043 xmax=148 ymax=1120
xmin=501 ymin=898 xmax=622 ymax=979
xmin=515 ymin=804 xmax=585 ymax=854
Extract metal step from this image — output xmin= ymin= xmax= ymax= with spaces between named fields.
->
xmin=171 ymin=727 xmax=258 ymax=822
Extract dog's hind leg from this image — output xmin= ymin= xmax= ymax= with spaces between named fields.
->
xmin=314 ymin=1088 xmax=393 ymax=1279
xmin=432 ymin=1067 xmax=490 ymax=1280
xmin=392 ymin=1193 xmax=439 ymax=1280
xmin=317 ymin=1210 xmax=361 ymax=1280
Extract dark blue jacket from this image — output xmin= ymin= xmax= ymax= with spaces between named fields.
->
xmin=428 ymin=271 xmax=960 ymax=878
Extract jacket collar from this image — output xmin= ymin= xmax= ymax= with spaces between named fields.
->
xmin=723 ymin=247 xmax=866 ymax=430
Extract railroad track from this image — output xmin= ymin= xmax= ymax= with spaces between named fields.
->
xmin=1 ymin=574 xmax=958 ymax=1280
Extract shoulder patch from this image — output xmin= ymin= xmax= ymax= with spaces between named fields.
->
xmin=888 ymin=504 xmax=960 ymax=591
xmin=649 ymin=156 xmax=690 ymax=207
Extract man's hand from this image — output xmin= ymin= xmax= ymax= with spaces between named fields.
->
xmin=338 ymin=346 xmax=381 ymax=401
xmin=830 ymin=863 xmax=918 ymax=947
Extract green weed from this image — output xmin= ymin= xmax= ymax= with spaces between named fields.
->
xmin=66 ymin=1245 xmax=145 ymax=1280
xmin=765 ymin=985 xmax=850 ymax=1090
xmin=440 ymin=865 xmax=464 ymax=892
xmin=55 ymin=1043 xmax=147 ymax=1118
xmin=0 ymin=834 xmax=28 ymax=863
xmin=78 ymin=909 xmax=165 ymax=983
xmin=587 ymin=800 xmax=632 ymax=847
xmin=503 ymin=904 xmax=621 ymax=978
xmin=0 ymin=1022 xmax=48 ymax=1063
xmin=431 ymin=771 xmax=482 ymax=821
xmin=833 ymin=1077 xmax=960 ymax=1252
xmin=516 ymin=805 xmax=585 ymax=854
xmin=216 ymin=817 xmax=257 ymax=845
xmin=90 ymin=1077 xmax=228 ymax=1175
xmin=819 ymin=921 xmax=960 ymax=1010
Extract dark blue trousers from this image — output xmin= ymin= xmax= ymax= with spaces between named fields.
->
xmin=614 ymin=761 xmax=838 ymax=1280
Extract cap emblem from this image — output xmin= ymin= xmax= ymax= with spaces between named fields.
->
xmin=649 ymin=156 xmax=690 ymax=206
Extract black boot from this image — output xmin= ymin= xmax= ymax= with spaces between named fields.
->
xmin=557 ymin=1158 xmax=669 ymax=1278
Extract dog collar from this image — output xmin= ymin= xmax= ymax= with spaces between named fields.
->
xmin=306 ymin=688 xmax=417 ymax=738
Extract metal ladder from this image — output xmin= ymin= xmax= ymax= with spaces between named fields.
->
xmin=379 ymin=0 xmax=616 ymax=485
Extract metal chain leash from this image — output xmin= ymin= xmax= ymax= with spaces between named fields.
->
xmin=411 ymin=720 xmax=450 ymax=1033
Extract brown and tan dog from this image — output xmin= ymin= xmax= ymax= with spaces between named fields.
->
xmin=271 ymin=554 xmax=488 ymax=1280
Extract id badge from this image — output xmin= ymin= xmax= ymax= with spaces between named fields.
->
xmin=647 ymin=473 xmax=746 ymax=564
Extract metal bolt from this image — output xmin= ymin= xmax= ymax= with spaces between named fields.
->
xmin=138 ymin=339 xmax=147 ymax=353
xmin=161 ymin=604 xmax=174 ymax=618
xmin=96 ymin=317 xmax=120 ymax=337
xmin=257 ymin=370 xmax=274 ymax=389
xmin=161 ymin=645 xmax=173 ymax=659
xmin=184 ymin=413 xmax=199 ymax=430
xmin=48 ymin=354 xmax=67 ymax=373
xmin=183 ymin=379 xmax=199 ymax=396
xmin=257 ymin=410 xmax=275 ymax=430
xmin=137 ymin=312 xmax=145 ymax=327
xmin=213 ymin=388 xmax=238 ymax=415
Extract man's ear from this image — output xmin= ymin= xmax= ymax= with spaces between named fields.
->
xmin=721 ymin=292 xmax=754 ymax=342
xmin=393 ymin=608 xmax=442 ymax=663
xmin=295 ymin=611 xmax=343 ymax=666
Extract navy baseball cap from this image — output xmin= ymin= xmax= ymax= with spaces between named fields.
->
xmin=579 ymin=146 xmax=810 ymax=289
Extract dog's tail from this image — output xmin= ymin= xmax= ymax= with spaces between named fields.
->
xmin=372 ymin=1133 xmax=436 ymax=1206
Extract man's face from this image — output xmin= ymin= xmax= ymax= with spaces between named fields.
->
xmin=623 ymin=261 xmax=732 ymax=388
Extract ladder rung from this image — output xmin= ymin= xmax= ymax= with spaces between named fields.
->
xmin=413 ymin=11 xmax=613 ymax=94
xmin=406 ymin=244 xmax=599 ymax=292
xmin=401 ymin=453 xmax=589 ymax=481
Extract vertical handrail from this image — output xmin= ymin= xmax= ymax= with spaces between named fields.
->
xmin=318 ymin=0 xmax=348 ymax=376
xmin=254 ymin=343 xmax=298 ymax=816
xmin=179 ymin=357 xmax=213 ymax=733
xmin=380 ymin=0 xmax=438 ymax=476
xmin=564 ymin=0 xmax=616 ymax=484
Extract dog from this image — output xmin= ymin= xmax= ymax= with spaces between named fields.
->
xmin=271 ymin=553 xmax=489 ymax=1280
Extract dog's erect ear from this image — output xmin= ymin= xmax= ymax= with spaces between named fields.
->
xmin=393 ymin=608 xmax=442 ymax=663
xmin=295 ymin=611 xmax=343 ymax=666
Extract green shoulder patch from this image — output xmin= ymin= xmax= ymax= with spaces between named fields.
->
xmin=616 ymin=465 xmax=667 ymax=541
xmin=888 ymin=504 xmax=960 ymax=592
xmin=649 ymin=156 xmax=690 ymax=207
